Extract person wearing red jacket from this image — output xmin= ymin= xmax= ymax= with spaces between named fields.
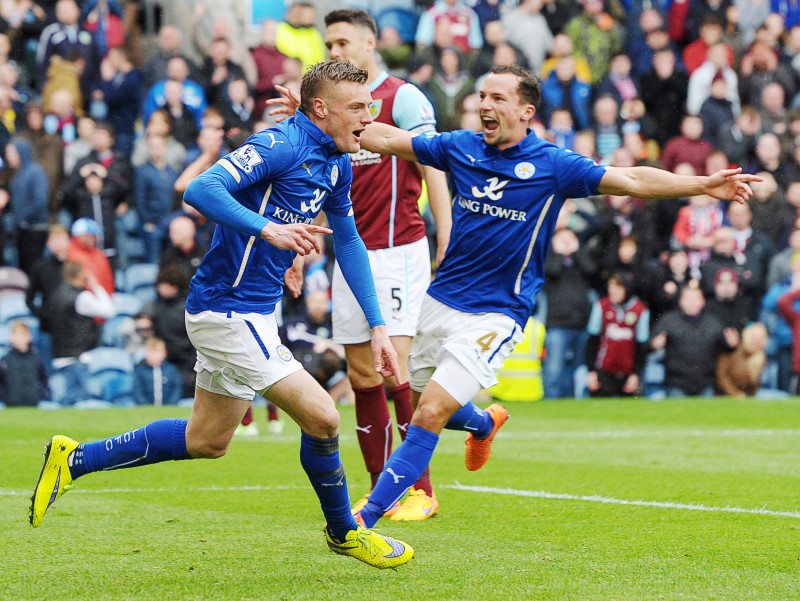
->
xmin=66 ymin=217 xmax=115 ymax=295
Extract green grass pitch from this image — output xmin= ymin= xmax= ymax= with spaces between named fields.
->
xmin=2 ymin=398 xmax=799 ymax=601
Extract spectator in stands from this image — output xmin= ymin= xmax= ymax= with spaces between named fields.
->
xmin=142 ymin=25 xmax=195 ymax=91
xmin=190 ymin=10 xmax=256 ymax=87
xmin=748 ymin=172 xmax=795 ymax=249
xmin=627 ymin=8 xmax=668 ymax=77
xmin=132 ymin=336 xmax=182 ymax=406
xmin=716 ymin=321 xmax=769 ymax=397
xmin=216 ymin=78 xmax=255 ymax=135
xmin=740 ymin=40 xmax=796 ymax=110
xmin=697 ymin=71 xmax=736 ymax=144
xmin=81 ymin=0 xmax=125 ymax=57
xmin=542 ymin=226 xmax=595 ymax=399
xmin=687 ymin=42 xmax=740 ymax=116
xmin=130 ymin=109 xmax=187 ymax=172
xmin=758 ymin=82 xmax=788 ymax=135
xmin=429 ymin=46 xmax=474 ymax=132
xmin=275 ymin=2 xmax=326 ymax=72
xmin=672 ymin=193 xmax=723 ymax=278
xmin=36 ymin=0 xmax=100 ymax=101
xmin=540 ymin=54 xmax=592 ymax=130
xmin=593 ymin=95 xmax=622 ymax=163
xmin=776 ymin=261 xmax=800 ymax=394
xmin=564 ymin=0 xmax=623 ymax=84
xmin=762 ymin=251 xmax=800 ymax=392
xmin=199 ymin=36 xmax=246 ymax=107
xmin=134 ymin=134 xmax=179 ymax=264
xmin=748 ymin=132 xmax=798 ymax=191
xmin=47 ymin=260 xmax=115 ymax=405
xmin=540 ymin=33 xmax=593 ymax=84
xmin=767 ymin=227 xmax=800 ymax=289
xmin=63 ymin=162 xmax=121 ymax=260
xmin=501 ymin=0 xmax=553 ymax=74
xmin=415 ymin=0 xmax=483 ymax=57
xmin=63 ymin=115 xmax=95 ymax=175
xmin=585 ymin=273 xmax=650 ymax=398
xmin=19 ymin=100 xmax=63 ymax=217
xmin=161 ymin=79 xmax=198 ymax=149
xmin=250 ymin=19 xmax=288 ymax=117
xmin=717 ymin=105 xmax=763 ymax=166
xmin=595 ymin=53 xmax=640 ymax=108
xmin=650 ymin=282 xmax=739 ymax=397
xmin=64 ymin=121 xmax=131 ymax=210
xmin=142 ymin=56 xmax=207 ymax=128
xmin=682 ymin=15 xmax=733 ymax=76
xmin=142 ymin=264 xmax=194 ymax=397
xmin=545 ymin=107 xmax=576 ymax=150
xmin=6 ymin=137 xmax=49 ymax=274
xmin=26 ymin=224 xmax=70 ymax=364
xmin=98 ymin=45 xmax=141 ymax=158
xmin=705 ymin=267 xmax=752 ymax=331
xmin=651 ymin=248 xmax=691 ymax=323
xmin=159 ymin=215 xmax=206 ymax=282
xmin=661 ymin=114 xmax=715 ymax=174
xmin=67 ymin=217 xmax=114 ymax=294
xmin=0 ymin=321 xmax=49 ymax=406
xmin=700 ymin=225 xmax=764 ymax=317
xmin=640 ymin=47 xmax=689 ymax=146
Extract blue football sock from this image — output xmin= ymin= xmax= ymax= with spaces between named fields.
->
xmin=444 ymin=402 xmax=494 ymax=439
xmin=360 ymin=425 xmax=439 ymax=528
xmin=69 ymin=418 xmax=191 ymax=479
xmin=299 ymin=432 xmax=358 ymax=541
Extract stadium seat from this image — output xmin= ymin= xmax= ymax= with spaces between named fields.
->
xmin=0 ymin=294 xmax=32 ymax=324
xmin=80 ymin=347 xmax=135 ymax=403
xmin=100 ymin=293 xmax=144 ymax=347
xmin=376 ymin=7 xmax=419 ymax=43
xmin=0 ymin=266 xmax=29 ymax=297
xmin=122 ymin=263 xmax=159 ymax=303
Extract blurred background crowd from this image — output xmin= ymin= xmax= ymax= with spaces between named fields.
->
xmin=1 ymin=0 xmax=799 ymax=411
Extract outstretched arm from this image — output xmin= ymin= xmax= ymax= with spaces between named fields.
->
xmin=359 ymin=121 xmax=420 ymax=162
xmin=598 ymin=167 xmax=762 ymax=204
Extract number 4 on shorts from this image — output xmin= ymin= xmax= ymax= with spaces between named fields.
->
xmin=476 ymin=332 xmax=497 ymax=353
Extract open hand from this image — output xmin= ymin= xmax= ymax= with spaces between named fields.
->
xmin=705 ymin=168 xmax=762 ymax=204
xmin=261 ymin=221 xmax=332 ymax=255
xmin=265 ymin=84 xmax=300 ymax=123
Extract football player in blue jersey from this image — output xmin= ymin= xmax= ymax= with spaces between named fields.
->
xmin=29 ymin=61 xmax=414 ymax=570
xmin=350 ymin=65 xmax=762 ymax=530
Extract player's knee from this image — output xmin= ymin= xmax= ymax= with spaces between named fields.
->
xmin=188 ymin=437 xmax=230 ymax=459
xmin=306 ymin=406 xmax=340 ymax=439
xmin=412 ymin=399 xmax=451 ymax=431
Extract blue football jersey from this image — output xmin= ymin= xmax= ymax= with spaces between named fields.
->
xmin=185 ymin=112 xmax=354 ymax=315
xmin=412 ymin=129 xmax=607 ymax=327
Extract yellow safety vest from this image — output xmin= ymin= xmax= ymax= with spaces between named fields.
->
xmin=492 ymin=318 xmax=545 ymax=402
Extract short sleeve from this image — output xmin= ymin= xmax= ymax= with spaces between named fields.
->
xmin=553 ymin=150 xmax=607 ymax=199
xmin=392 ymin=83 xmax=437 ymax=133
xmin=412 ymin=130 xmax=459 ymax=172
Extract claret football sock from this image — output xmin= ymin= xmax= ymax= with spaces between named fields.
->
xmin=444 ymin=402 xmax=494 ymax=439
xmin=68 ymin=418 xmax=190 ymax=479
xmin=300 ymin=432 xmax=358 ymax=540
xmin=360 ymin=425 xmax=439 ymax=528
xmin=354 ymin=384 xmax=392 ymax=487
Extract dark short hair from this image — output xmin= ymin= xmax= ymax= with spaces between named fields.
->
xmin=324 ymin=9 xmax=377 ymax=36
xmin=299 ymin=60 xmax=368 ymax=114
xmin=490 ymin=65 xmax=541 ymax=109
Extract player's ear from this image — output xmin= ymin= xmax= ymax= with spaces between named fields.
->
xmin=312 ymin=97 xmax=327 ymax=119
xmin=521 ymin=103 xmax=536 ymax=122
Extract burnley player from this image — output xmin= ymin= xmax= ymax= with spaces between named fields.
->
xmin=353 ymin=65 xmax=762 ymax=530
xmin=29 ymin=61 xmax=413 ymax=570
xmin=324 ymin=10 xmax=451 ymax=521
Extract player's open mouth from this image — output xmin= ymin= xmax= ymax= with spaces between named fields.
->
xmin=353 ymin=129 xmax=364 ymax=141
xmin=482 ymin=118 xmax=498 ymax=132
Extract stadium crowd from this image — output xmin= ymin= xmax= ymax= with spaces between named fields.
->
xmin=1 ymin=0 xmax=800 ymax=409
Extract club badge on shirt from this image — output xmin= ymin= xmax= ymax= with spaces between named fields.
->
xmin=514 ymin=162 xmax=535 ymax=179
xmin=331 ymin=164 xmax=339 ymax=186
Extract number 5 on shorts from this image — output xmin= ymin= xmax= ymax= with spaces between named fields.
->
xmin=476 ymin=332 xmax=497 ymax=353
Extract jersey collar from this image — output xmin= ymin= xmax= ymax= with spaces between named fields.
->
xmin=369 ymin=71 xmax=389 ymax=92
xmin=294 ymin=110 xmax=341 ymax=155
xmin=481 ymin=128 xmax=539 ymax=157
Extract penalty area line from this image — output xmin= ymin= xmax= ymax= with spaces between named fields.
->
xmin=443 ymin=483 xmax=800 ymax=520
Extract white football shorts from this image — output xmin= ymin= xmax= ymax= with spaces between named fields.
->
xmin=186 ymin=309 xmax=302 ymax=400
xmin=332 ymin=237 xmax=431 ymax=343
xmin=410 ymin=295 xmax=524 ymax=406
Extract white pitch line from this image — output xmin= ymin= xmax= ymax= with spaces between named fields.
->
xmin=2 ymin=482 xmax=799 ymax=520
xmin=443 ymin=483 xmax=800 ymax=519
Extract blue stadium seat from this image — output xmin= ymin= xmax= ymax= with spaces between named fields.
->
xmin=81 ymin=347 xmax=135 ymax=403
xmin=123 ymin=263 xmax=159 ymax=303
xmin=100 ymin=293 xmax=144 ymax=347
